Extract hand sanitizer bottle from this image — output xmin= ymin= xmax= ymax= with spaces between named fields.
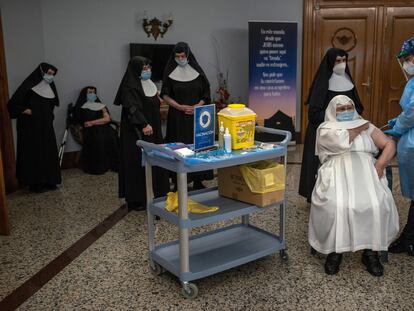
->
xmin=224 ymin=128 xmax=232 ymax=154
xmin=219 ymin=121 xmax=225 ymax=149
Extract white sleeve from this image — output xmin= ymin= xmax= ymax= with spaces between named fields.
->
xmin=316 ymin=127 xmax=350 ymax=162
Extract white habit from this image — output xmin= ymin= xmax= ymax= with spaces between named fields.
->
xmin=309 ymin=95 xmax=399 ymax=254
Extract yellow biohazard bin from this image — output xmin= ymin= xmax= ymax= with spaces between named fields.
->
xmin=217 ymin=104 xmax=256 ymax=150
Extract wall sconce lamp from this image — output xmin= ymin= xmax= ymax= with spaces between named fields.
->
xmin=142 ymin=11 xmax=173 ymax=41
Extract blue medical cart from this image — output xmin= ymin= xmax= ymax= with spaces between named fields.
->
xmin=137 ymin=126 xmax=291 ymax=298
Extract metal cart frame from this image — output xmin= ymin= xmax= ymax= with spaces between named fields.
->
xmin=138 ymin=126 xmax=291 ymax=298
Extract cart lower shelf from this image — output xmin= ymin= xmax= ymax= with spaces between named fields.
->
xmin=151 ymin=223 xmax=284 ymax=282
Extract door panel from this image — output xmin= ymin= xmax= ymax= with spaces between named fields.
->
xmin=378 ymin=7 xmax=414 ymax=126
xmin=314 ymin=7 xmax=376 ymax=121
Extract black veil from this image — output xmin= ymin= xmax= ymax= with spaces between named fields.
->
xmin=8 ymin=62 xmax=59 ymax=117
xmin=162 ymin=42 xmax=209 ymax=88
xmin=114 ymin=56 xmax=150 ymax=106
xmin=306 ymin=48 xmax=362 ymax=113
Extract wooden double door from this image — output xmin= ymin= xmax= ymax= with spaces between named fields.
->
xmin=301 ymin=0 xmax=414 ymax=139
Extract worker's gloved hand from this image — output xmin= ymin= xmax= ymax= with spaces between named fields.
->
xmin=388 ymin=118 xmax=397 ymax=129
xmin=384 ymin=128 xmax=402 ymax=138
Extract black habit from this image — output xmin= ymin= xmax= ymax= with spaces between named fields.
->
xmin=299 ymin=48 xmax=364 ymax=202
xmin=161 ymin=42 xmax=213 ymax=183
xmin=7 ymin=63 xmax=61 ymax=189
xmin=114 ymin=56 xmax=169 ymax=206
xmin=75 ymin=86 xmax=119 ymax=175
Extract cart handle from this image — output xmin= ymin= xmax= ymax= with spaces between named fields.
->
xmin=255 ymin=126 xmax=292 ymax=147
xmin=137 ymin=140 xmax=183 ymax=161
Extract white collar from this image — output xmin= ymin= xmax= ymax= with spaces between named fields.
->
xmin=328 ymin=73 xmax=354 ymax=92
xmin=141 ymin=79 xmax=158 ymax=97
xmin=81 ymin=101 xmax=106 ymax=111
xmin=31 ymin=80 xmax=55 ymax=99
xmin=168 ymin=64 xmax=199 ymax=82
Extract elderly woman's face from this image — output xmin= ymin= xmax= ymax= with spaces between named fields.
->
xmin=336 ymin=101 xmax=355 ymax=122
xmin=336 ymin=102 xmax=354 ymax=113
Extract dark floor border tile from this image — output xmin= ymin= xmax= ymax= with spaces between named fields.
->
xmin=0 ymin=205 xmax=129 ymax=311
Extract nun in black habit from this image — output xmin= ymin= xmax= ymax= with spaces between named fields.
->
xmin=161 ymin=42 xmax=213 ymax=190
xmin=7 ymin=63 xmax=61 ymax=192
xmin=74 ymin=86 xmax=119 ymax=175
xmin=114 ymin=56 xmax=170 ymax=211
xmin=299 ymin=48 xmax=363 ymax=202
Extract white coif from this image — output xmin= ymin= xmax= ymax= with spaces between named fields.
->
xmin=31 ymin=80 xmax=55 ymax=99
xmin=141 ymin=79 xmax=158 ymax=97
xmin=328 ymin=72 xmax=354 ymax=92
xmin=81 ymin=102 xmax=106 ymax=111
xmin=169 ymin=64 xmax=199 ymax=82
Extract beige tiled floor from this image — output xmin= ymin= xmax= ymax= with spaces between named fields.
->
xmin=2 ymin=147 xmax=414 ymax=311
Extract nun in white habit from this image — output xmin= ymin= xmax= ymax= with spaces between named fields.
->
xmin=309 ymin=95 xmax=399 ymax=277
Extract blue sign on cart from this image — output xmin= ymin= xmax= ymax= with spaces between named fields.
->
xmin=194 ymin=104 xmax=215 ymax=150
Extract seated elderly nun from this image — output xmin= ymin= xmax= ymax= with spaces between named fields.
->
xmin=75 ymin=86 xmax=119 ymax=175
xmin=309 ymin=95 xmax=399 ymax=277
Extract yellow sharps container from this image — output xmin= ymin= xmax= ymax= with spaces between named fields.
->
xmin=217 ymin=104 xmax=256 ymax=150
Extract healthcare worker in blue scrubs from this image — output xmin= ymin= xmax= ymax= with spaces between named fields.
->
xmin=385 ymin=36 xmax=414 ymax=256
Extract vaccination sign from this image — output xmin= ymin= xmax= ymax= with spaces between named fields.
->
xmin=194 ymin=104 xmax=215 ymax=150
xmin=248 ymin=21 xmax=297 ymax=128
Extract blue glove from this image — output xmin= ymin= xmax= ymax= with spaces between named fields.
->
xmin=388 ymin=118 xmax=397 ymax=128
xmin=384 ymin=128 xmax=402 ymax=138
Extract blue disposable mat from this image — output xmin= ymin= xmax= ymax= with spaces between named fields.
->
xmin=149 ymin=144 xmax=284 ymax=167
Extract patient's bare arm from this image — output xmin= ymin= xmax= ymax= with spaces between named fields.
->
xmin=371 ymin=128 xmax=396 ymax=178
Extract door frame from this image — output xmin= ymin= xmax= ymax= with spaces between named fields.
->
xmin=0 ymin=12 xmax=18 ymax=194
xmin=0 ymin=147 xmax=9 ymax=235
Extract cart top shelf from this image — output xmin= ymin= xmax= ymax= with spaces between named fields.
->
xmin=137 ymin=126 xmax=291 ymax=173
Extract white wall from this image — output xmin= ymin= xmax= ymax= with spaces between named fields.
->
xmin=0 ymin=0 xmax=45 ymax=150
xmin=2 ymin=0 xmax=303 ymax=152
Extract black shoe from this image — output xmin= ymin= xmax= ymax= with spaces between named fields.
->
xmin=362 ymin=250 xmax=384 ymax=277
xmin=389 ymin=236 xmax=414 ymax=255
xmin=127 ymin=202 xmax=145 ymax=212
xmin=324 ymin=253 xmax=343 ymax=275
xmin=29 ymin=185 xmax=46 ymax=193
xmin=45 ymin=184 xmax=58 ymax=191
xmin=192 ymin=181 xmax=206 ymax=190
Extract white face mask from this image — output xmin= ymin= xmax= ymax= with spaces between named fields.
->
xmin=403 ymin=61 xmax=414 ymax=76
xmin=333 ymin=62 xmax=346 ymax=75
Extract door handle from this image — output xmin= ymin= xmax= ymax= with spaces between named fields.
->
xmin=362 ymin=76 xmax=371 ymax=94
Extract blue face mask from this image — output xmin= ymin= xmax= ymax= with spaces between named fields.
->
xmin=43 ymin=74 xmax=54 ymax=84
xmin=336 ymin=111 xmax=354 ymax=122
xmin=175 ymin=58 xmax=188 ymax=67
xmin=87 ymin=93 xmax=97 ymax=102
xmin=140 ymin=70 xmax=152 ymax=80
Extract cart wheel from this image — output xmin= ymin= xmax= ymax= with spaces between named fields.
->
xmin=182 ymin=282 xmax=198 ymax=299
xmin=279 ymin=250 xmax=289 ymax=262
xmin=149 ymin=261 xmax=163 ymax=276
xmin=311 ymin=247 xmax=317 ymax=256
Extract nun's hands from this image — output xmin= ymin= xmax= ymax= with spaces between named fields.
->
xmin=22 ymin=109 xmax=32 ymax=115
xmin=179 ymin=105 xmax=194 ymax=115
xmin=84 ymin=121 xmax=93 ymax=128
xmin=184 ymin=106 xmax=194 ymax=115
xmin=348 ymin=122 xmax=369 ymax=142
xmin=374 ymin=161 xmax=386 ymax=179
xmin=142 ymin=124 xmax=153 ymax=136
